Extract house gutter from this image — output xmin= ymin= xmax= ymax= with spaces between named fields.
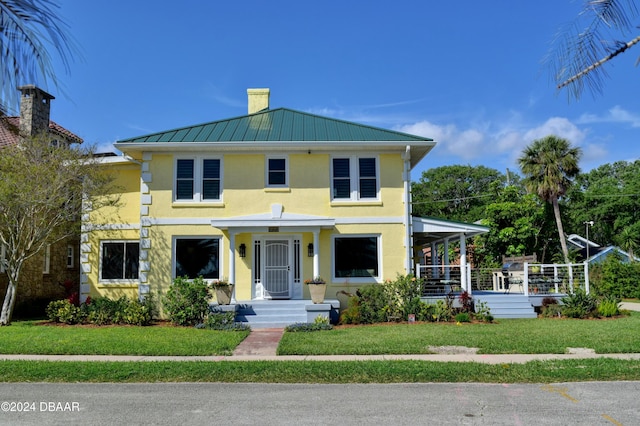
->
xmin=403 ymin=145 xmax=413 ymax=275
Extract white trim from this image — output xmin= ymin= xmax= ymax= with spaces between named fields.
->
xmin=335 ymin=217 xmax=403 ymax=225
xmin=42 ymin=245 xmax=51 ymax=274
xmin=331 ymin=234 xmax=382 ymax=284
xmin=81 ymin=223 xmax=141 ymax=231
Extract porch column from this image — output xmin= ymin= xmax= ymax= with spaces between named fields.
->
xmin=459 ymin=233 xmax=468 ymax=294
xmin=228 ymin=232 xmax=237 ymax=303
xmin=443 ymin=239 xmax=450 ymax=280
xmin=313 ymin=230 xmax=320 ymax=278
xmin=431 ymin=242 xmax=439 ymax=278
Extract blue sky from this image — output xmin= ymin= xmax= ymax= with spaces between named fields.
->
xmin=37 ymin=0 xmax=640 ymax=178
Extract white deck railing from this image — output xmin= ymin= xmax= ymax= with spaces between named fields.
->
xmin=416 ymin=262 xmax=589 ymax=296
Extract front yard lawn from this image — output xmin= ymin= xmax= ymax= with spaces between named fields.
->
xmin=0 ymin=321 xmax=249 ymax=356
xmin=278 ymin=312 xmax=640 ymax=355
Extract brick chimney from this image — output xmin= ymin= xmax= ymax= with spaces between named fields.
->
xmin=18 ymin=85 xmax=54 ymax=138
xmin=247 ymin=88 xmax=270 ymax=114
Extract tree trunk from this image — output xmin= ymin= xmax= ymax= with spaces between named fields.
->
xmin=0 ymin=282 xmax=17 ymax=325
xmin=552 ymin=197 xmax=569 ymax=263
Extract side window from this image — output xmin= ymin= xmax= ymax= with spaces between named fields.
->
xmin=66 ymin=245 xmax=75 ymax=269
xmin=43 ymin=245 xmax=51 ymax=274
xmin=101 ymin=241 xmax=140 ymax=281
xmin=267 ymin=157 xmax=288 ymax=187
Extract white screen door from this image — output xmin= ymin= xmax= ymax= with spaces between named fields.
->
xmin=264 ymin=239 xmax=291 ymax=299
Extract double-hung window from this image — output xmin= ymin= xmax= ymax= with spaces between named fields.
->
xmin=100 ymin=241 xmax=140 ymax=281
xmin=331 ymin=156 xmax=378 ymax=201
xmin=266 ymin=157 xmax=288 ymax=187
xmin=175 ymin=158 xmax=222 ymax=202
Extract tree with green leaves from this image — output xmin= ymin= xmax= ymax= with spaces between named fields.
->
xmin=0 ymin=135 xmax=116 ymax=325
xmin=548 ymin=0 xmax=639 ymax=100
xmin=518 ymin=135 xmax=582 ymax=264
xmin=411 ymin=165 xmax=507 ymax=223
xmin=0 ymin=0 xmax=76 ymax=115
xmin=565 ymin=160 xmax=640 ymax=246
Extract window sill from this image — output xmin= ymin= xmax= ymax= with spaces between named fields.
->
xmin=97 ymin=282 xmax=139 ymax=288
xmin=172 ymin=202 xmax=225 ymax=208
xmin=330 ymin=200 xmax=383 ymax=207
xmin=264 ymin=187 xmax=291 ymax=193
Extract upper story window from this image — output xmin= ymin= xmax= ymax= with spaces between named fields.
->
xmin=331 ymin=156 xmax=379 ymax=201
xmin=266 ymin=157 xmax=288 ymax=188
xmin=175 ymin=158 xmax=222 ymax=202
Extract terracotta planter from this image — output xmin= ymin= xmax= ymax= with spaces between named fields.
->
xmin=215 ymin=284 xmax=234 ymax=305
xmin=308 ymin=283 xmax=327 ymax=304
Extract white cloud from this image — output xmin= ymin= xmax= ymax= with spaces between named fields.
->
xmin=396 ymin=116 xmax=590 ymax=167
xmin=578 ymin=105 xmax=640 ymax=128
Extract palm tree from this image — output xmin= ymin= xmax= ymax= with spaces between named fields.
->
xmin=615 ymin=226 xmax=640 ymax=261
xmin=518 ymin=135 xmax=582 ymax=263
xmin=0 ymin=0 xmax=75 ymax=115
xmin=548 ymin=0 xmax=639 ymax=100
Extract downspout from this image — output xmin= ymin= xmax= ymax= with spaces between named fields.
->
xmin=402 ymin=146 xmax=412 ymax=275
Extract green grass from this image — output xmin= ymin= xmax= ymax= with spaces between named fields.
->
xmin=0 ymin=321 xmax=249 ymax=356
xmin=278 ymin=313 xmax=640 ymax=355
xmin=1 ymin=358 xmax=639 ymax=383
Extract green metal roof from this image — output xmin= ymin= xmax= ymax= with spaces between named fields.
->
xmin=116 ymin=108 xmax=433 ymax=144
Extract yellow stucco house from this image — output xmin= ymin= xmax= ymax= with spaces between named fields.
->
xmin=82 ymin=89 xmax=487 ymax=324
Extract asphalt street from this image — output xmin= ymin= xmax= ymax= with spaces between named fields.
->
xmin=1 ymin=381 xmax=639 ymax=425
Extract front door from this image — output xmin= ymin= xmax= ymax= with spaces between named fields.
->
xmin=263 ymin=239 xmax=292 ymax=299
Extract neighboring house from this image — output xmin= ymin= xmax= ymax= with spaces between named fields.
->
xmin=0 ymin=86 xmax=83 ymax=311
xmin=567 ymin=234 xmax=638 ymax=264
xmin=81 ymin=88 xmax=486 ymax=310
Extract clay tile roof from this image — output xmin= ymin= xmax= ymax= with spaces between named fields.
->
xmin=0 ymin=116 xmax=83 ymax=147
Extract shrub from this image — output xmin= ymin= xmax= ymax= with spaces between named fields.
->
xmin=339 ymin=296 xmax=361 ymax=324
xmin=285 ymin=322 xmax=333 ymax=332
xmin=541 ymin=303 xmax=563 ymax=318
xmin=121 ymin=295 xmax=155 ymax=326
xmin=433 ymin=299 xmax=453 ymax=322
xmin=163 ymin=276 xmax=211 ymax=326
xmin=561 ymin=290 xmax=599 ymax=319
xmin=597 ymin=294 xmax=621 ymax=318
xmin=196 ymin=311 xmax=250 ymax=331
xmin=458 ymin=291 xmax=474 ymax=313
xmin=455 ymin=312 xmax=471 ymax=323
xmin=353 ymin=285 xmax=388 ymax=324
xmin=46 ymin=299 xmax=81 ymax=324
xmin=474 ymin=301 xmax=493 ymax=323
xmin=85 ymin=296 xmax=129 ymax=325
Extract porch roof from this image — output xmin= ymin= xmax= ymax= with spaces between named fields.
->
xmin=412 ymin=216 xmax=489 ymax=246
xmin=212 ymin=205 xmax=335 ymax=232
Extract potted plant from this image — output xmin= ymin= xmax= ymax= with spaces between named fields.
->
xmin=212 ymin=279 xmax=234 ymax=305
xmin=305 ymin=276 xmax=326 ymax=304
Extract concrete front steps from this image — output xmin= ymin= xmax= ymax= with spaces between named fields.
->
xmin=212 ymin=299 xmax=340 ymax=329
xmin=473 ymin=293 xmax=538 ymax=319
